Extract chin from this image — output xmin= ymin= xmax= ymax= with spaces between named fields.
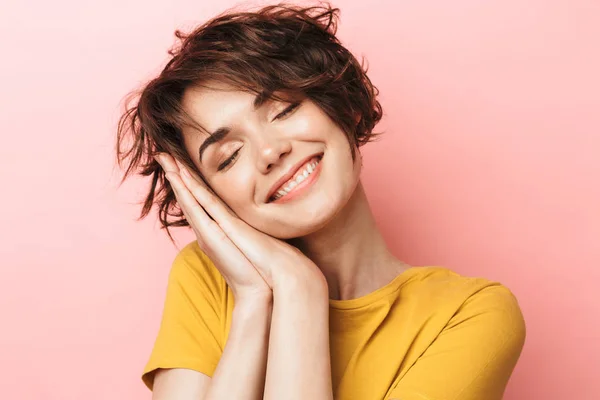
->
xmin=253 ymin=189 xmax=349 ymax=239
xmin=246 ymin=152 xmax=361 ymax=239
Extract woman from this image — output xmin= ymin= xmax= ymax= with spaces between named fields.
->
xmin=116 ymin=3 xmax=526 ymax=399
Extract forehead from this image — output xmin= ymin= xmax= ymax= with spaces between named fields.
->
xmin=181 ymin=81 xmax=257 ymax=127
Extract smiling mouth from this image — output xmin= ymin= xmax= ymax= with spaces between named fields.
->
xmin=268 ymin=154 xmax=323 ymax=203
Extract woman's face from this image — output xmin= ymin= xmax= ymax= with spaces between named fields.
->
xmin=180 ymin=81 xmax=362 ymax=239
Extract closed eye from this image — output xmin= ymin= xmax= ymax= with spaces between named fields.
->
xmin=217 ymin=102 xmax=301 ymax=171
xmin=274 ymin=101 xmax=301 ymax=120
xmin=217 ymin=148 xmax=241 ymax=171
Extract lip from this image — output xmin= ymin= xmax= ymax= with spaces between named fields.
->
xmin=266 ymin=152 xmax=324 ymax=203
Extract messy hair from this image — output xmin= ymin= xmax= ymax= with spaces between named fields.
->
xmin=115 ymin=2 xmax=383 ymax=242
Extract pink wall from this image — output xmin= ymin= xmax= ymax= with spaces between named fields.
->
xmin=0 ymin=0 xmax=598 ymax=398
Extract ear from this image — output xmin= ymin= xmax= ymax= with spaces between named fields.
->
xmin=353 ymin=111 xmax=362 ymax=126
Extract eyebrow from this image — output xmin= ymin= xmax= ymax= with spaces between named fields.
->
xmin=198 ymin=92 xmax=270 ymax=164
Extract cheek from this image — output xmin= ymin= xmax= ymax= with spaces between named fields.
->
xmin=293 ymin=115 xmax=314 ymax=135
xmin=212 ymin=169 xmax=255 ymax=208
xmin=291 ymin=106 xmax=329 ymax=137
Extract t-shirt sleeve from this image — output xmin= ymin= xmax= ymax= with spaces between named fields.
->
xmin=388 ymin=284 xmax=526 ymax=400
xmin=141 ymin=242 xmax=227 ymax=390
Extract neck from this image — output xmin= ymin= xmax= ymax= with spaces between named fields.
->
xmin=289 ymin=181 xmax=409 ymax=301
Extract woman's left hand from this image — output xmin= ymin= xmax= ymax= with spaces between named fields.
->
xmin=156 ymin=152 xmax=328 ymax=292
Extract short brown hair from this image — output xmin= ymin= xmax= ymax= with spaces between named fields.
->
xmin=115 ymin=2 xmax=383 ymax=242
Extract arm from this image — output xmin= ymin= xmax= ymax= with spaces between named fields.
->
xmin=151 ymin=155 xmax=276 ymax=399
xmin=263 ymin=276 xmax=334 ymax=400
xmin=152 ymin=295 xmax=272 ymax=400
xmin=155 ymin=155 xmax=333 ymax=399
xmin=204 ymin=296 xmax=273 ymax=400
xmin=153 ymin=369 xmax=211 ymax=400
xmin=387 ymin=285 xmax=526 ymax=400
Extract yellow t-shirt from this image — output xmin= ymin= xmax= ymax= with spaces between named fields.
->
xmin=142 ymin=241 xmax=526 ymax=400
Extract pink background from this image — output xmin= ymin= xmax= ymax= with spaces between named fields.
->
xmin=0 ymin=0 xmax=598 ymax=399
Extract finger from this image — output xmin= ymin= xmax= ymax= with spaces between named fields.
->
xmin=178 ymin=164 xmax=238 ymax=227
xmin=172 ymin=157 xmax=236 ymax=217
xmin=177 ymin=164 xmax=275 ymax=267
xmin=166 ymin=175 xmax=235 ymax=283
xmin=173 ymin=157 xmax=201 ymax=182
xmin=165 ymin=154 xmax=273 ymax=271
xmin=171 ymin=158 xmax=221 ymax=223
xmin=157 ymin=155 xmax=237 ymax=252
xmin=165 ymin=171 xmax=229 ymax=241
xmin=155 ymin=152 xmax=181 ymax=174
xmin=173 ymin=157 xmax=220 ymax=199
xmin=167 ymin=174 xmax=204 ymax=238
xmin=167 ymin=176 xmax=204 ymax=240
xmin=166 ymin=172 xmax=271 ymax=287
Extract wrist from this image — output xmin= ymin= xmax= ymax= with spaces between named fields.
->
xmin=273 ymin=270 xmax=329 ymax=304
xmin=234 ymin=292 xmax=273 ymax=313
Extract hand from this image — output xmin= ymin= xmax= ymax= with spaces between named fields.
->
xmin=154 ymin=153 xmax=326 ymax=301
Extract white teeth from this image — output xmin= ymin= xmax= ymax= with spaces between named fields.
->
xmin=271 ymin=157 xmax=321 ymax=201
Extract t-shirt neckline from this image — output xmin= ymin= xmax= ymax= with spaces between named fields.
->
xmin=327 ymin=266 xmax=427 ymax=311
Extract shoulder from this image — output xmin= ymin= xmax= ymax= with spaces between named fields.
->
xmin=405 ymin=266 xmax=526 ymax=338
xmin=167 ymin=240 xmax=227 ymax=297
xmin=386 ymin=268 xmax=526 ymax=399
xmin=142 ymin=241 xmax=227 ymax=390
xmin=406 ymin=266 xmax=521 ymax=303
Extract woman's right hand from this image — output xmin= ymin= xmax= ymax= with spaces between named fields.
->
xmin=155 ymin=153 xmax=273 ymax=304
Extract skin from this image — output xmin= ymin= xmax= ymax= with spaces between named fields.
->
xmin=151 ymin=80 xmax=412 ymax=399
xmin=151 ymin=82 xmax=523 ymax=400
xmin=178 ymin=81 xmax=411 ymax=301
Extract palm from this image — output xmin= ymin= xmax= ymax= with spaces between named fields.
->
xmin=156 ymin=153 xmax=324 ymax=297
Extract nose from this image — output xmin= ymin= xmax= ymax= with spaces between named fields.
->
xmin=256 ymin=132 xmax=292 ymax=173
